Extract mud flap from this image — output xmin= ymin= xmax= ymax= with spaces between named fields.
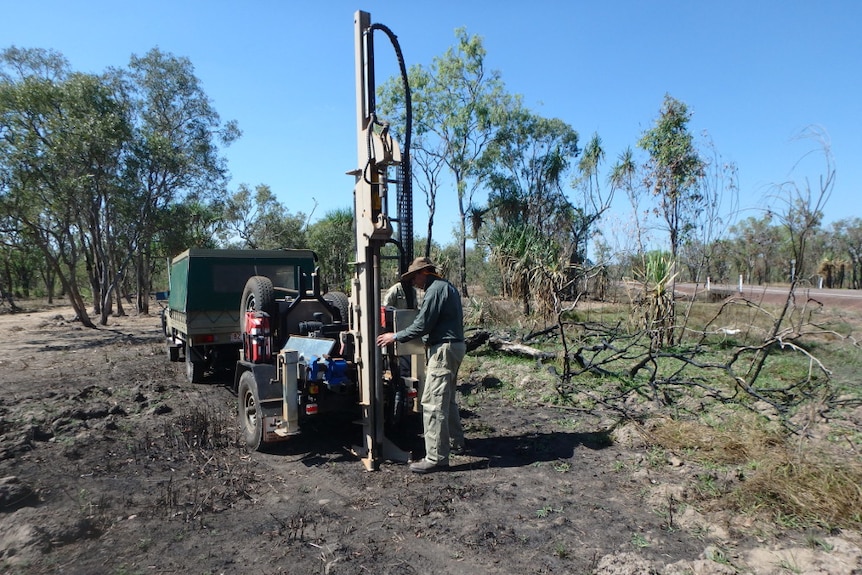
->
xmin=259 ymin=401 xmax=290 ymax=444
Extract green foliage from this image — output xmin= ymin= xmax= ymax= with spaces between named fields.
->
xmin=306 ymin=207 xmax=353 ymax=292
xmin=637 ymin=94 xmax=705 ymax=260
xmin=219 ymin=183 xmax=307 ymax=250
xmin=467 ymin=244 xmax=502 ymax=297
xmin=0 ymin=46 xmax=237 ymax=322
xmin=484 ymin=104 xmax=580 ymax=237
xmin=154 ymin=200 xmax=222 ymax=256
xmin=631 ymin=251 xmax=677 ymax=349
xmin=488 ymin=222 xmax=567 ymax=317
xmin=0 ymin=48 xmax=130 ymax=324
xmin=630 ymin=533 xmax=651 ymax=548
xmin=0 ymin=232 xmax=45 ymax=299
xmin=379 ymin=27 xmax=509 ymax=297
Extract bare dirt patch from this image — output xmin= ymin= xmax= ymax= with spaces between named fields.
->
xmin=0 ymin=303 xmax=859 ymax=574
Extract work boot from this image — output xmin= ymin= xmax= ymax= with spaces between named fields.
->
xmin=409 ymin=458 xmax=449 ymax=474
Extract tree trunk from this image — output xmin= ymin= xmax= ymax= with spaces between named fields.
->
xmin=60 ymin=275 xmax=96 ymax=328
xmin=457 ymin=180 xmax=469 ymax=298
xmin=137 ymin=253 xmax=150 ymax=315
xmin=42 ymin=265 xmax=56 ymax=304
xmin=115 ymin=288 xmax=126 ymax=317
xmin=0 ymin=283 xmax=21 ymax=312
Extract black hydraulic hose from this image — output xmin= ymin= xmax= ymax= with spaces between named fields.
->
xmin=367 ymin=23 xmax=412 ymax=154
xmin=367 ymin=22 xmax=414 ymax=269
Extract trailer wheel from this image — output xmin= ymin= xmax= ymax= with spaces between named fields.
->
xmin=323 ymin=291 xmax=350 ymax=323
xmin=238 ymin=371 xmax=263 ymax=450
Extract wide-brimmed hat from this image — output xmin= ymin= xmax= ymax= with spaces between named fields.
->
xmin=401 ymin=256 xmax=436 ymax=281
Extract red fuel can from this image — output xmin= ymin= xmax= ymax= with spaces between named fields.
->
xmin=243 ymin=311 xmax=271 ymax=363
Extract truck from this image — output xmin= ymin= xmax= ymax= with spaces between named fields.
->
xmin=161 ymin=10 xmax=421 ymax=470
xmin=161 ymin=248 xmax=325 ymax=383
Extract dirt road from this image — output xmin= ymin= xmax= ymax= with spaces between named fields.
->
xmin=676 ymin=282 xmax=862 ymax=311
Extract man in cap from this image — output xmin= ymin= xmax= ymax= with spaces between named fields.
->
xmin=377 ymin=257 xmax=466 ymax=473
xmin=383 ymin=279 xmax=418 ymax=309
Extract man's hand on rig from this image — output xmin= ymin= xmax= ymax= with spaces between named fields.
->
xmin=376 ymin=332 xmax=396 ymax=347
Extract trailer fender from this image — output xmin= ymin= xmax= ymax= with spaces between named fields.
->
xmin=233 ymin=361 xmax=280 ymax=398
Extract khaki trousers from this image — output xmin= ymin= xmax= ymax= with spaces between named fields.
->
xmin=421 ymin=341 xmax=466 ymax=464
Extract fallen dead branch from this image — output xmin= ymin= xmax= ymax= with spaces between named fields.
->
xmin=466 ymin=329 xmax=554 ymax=360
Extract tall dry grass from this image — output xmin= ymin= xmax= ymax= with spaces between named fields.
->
xmin=649 ymin=417 xmax=862 ymax=529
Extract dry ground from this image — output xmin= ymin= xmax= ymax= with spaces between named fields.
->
xmin=0 ymin=302 xmax=860 ymax=574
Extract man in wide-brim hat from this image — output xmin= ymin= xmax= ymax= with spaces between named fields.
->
xmin=399 ymin=256 xmax=435 ymax=282
xmin=377 ymin=257 xmax=466 ymax=473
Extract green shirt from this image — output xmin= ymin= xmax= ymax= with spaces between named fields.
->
xmin=394 ymin=276 xmax=464 ymax=345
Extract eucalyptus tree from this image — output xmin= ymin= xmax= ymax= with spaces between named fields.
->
xmin=307 ymin=207 xmax=354 ymax=292
xmin=631 ymin=95 xmax=704 ymax=344
xmin=830 ymin=218 xmax=862 ymax=289
xmin=155 ymin=199 xmax=223 ymax=256
xmin=0 ymin=46 xmax=239 ymax=324
xmin=0 ymin=230 xmax=24 ymax=309
xmin=220 ymin=183 xmax=308 ymax=250
xmin=728 ymin=215 xmax=777 ymax=284
xmin=121 ymin=48 xmax=240 ymax=315
xmin=410 ymin=134 xmax=446 ymax=258
xmin=485 ymin=105 xmax=579 ymax=238
xmin=379 ymin=29 xmax=508 ymax=296
xmin=376 ymin=74 xmax=441 ymax=259
xmin=1 ymin=223 xmax=45 ymax=301
xmin=481 ymin=104 xmax=581 ymax=313
xmin=637 ymin=95 xmax=705 ymax=263
xmin=0 ymin=47 xmax=129 ymax=326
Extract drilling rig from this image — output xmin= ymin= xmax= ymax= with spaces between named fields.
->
xmin=348 ymin=9 xmax=417 ymax=470
xmin=163 ymin=10 xmax=421 ymax=471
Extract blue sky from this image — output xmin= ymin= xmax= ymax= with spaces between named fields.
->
xmin=3 ymin=0 xmax=860 ymax=249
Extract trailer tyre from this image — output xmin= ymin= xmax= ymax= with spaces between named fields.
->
xmin=238 ymin=371 xmax=264 ymax=451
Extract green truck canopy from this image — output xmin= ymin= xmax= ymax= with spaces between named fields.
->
xmin=167 ymin=249 xmax=318 ymax=313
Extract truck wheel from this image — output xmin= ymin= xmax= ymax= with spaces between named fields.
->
xmin=323 ymin=291 xmax=350 ymax=323
xmin=160 ymin=308 xmax=169 ymax=336
xmin=186 ymin=345 xmax=205 ymax=383
xmin=238 ymin=371 xmax=263 ymax=450
xmin=168 ymin=342 xmax=180 ymax=362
